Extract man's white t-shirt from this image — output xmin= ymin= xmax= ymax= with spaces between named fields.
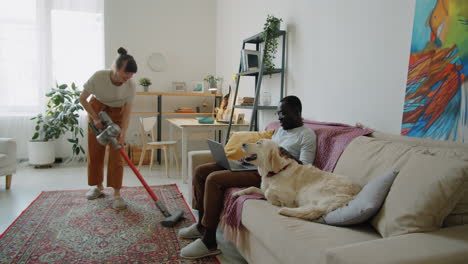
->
xmin=272 ymin=125 xmax=317 ymax=165
xmin=83 ymin=70 xmax=136 ymax=107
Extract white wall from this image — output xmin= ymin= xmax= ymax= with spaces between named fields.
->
xmin=105 ymin=0 xmax=217 ymax=146
xmin=216 ymin=0 xmax=416 ymax=134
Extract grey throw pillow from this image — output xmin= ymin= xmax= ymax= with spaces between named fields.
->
xmin=316 ymin=170 xmax=399 ymax=226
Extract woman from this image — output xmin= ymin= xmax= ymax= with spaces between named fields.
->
xmin=79 ymin=47 xmax=137 ymax=210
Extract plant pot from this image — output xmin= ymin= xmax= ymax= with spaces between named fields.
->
xmin=143 ymin=86 xmax=149 ymax=92
xmin=28 ymin=140 xmax=55 ymax=166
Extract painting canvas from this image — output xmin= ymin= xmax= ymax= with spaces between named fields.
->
xmin=402 ymin=0 xmax=468 ymax=142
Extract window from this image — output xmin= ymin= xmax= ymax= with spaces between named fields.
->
xmin=0 ymin=1 xmax=104 ymax=116
xmin=0 ymin=0 xmax=40 ymax=115
xmin=51 ymin=10 xmax=104 ymax=87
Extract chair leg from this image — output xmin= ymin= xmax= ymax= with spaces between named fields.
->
xmin=6 ymin=174 xmax=12 ymax=189
xmin=172 ymin=146 xmax=180 ymax=172
xmin=138 ymin=146 xmax=146 ymax=170
xmin=163 ymin=146 xmax=169 ymax=178
xmin=149 ymin=149 xmax=155 ymax=171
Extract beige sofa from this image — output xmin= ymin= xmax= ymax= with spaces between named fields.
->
xmin=188 ymin=131 xmax=468 ymax=264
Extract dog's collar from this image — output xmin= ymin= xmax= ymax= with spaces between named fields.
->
xmin=266 ymin=164 xmax=290 ymax=177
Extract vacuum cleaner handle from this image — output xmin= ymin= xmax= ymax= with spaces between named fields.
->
xmin=118 ymin=139 xmax=184 ymax=226
xmin=88 ymin=121 xmax=101 ymax=135
xmin=118 ymin=148 xmax=159 ymax=202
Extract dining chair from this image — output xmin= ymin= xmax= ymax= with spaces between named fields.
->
xmin=138 ymin=117 xmax=179 ymax=178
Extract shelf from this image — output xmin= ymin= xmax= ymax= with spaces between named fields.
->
xmin=131 ymin=112 xmax=213 ymax=115
xmin=239 ymin=68 xmax=283 ymax=76
xmin=234 ymin=105 xmax=277 ymax=110
xmin=243 ymin=30 xmax=286 ymax=44
xmin=136 ymin=91 xmax=222 ymax=97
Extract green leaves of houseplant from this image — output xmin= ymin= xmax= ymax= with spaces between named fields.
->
xmin=30 ymin=82 xmax=85 ymax=156
xmin=262 ymin=15 xmax=283 ymax=74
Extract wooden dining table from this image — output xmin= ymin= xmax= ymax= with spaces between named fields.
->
xmin=166 ymin=118 xmax=249 ymax=183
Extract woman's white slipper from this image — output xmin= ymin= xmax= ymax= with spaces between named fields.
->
xmin=180 ymin=239 xmax=221 ymax=259
xmin=86 ymin=187 xmax=103 ymax=200
xmin=178 ymin=223 xmax=203 ymax=239
xmin=112 ymin=197 xmax=127 ymax=210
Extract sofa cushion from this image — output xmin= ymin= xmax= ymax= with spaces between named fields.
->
xmin=371 ymin=153 xmax=468 ymax=237
xmin=334 ymin=137 xmax=413 ymax=186
xmin=335 ymin=136 xmax=468 ymax=227
xmin=224 ymin=130 xmax=274 ymax=160
xmin=241 ymin=199 xmax=380 ymax=264
xmin=317 ymin=170 xmax=398 ymax=226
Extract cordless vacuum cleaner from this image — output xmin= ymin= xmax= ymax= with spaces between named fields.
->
xmin=89 ymin=111 xmax=184 ymax=227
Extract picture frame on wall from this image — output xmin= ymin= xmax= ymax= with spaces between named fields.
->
xmin=172 ymin=81 xmax=186 ymax=92
xmin=191 ymin=81 xmax=204 ymax=93
xmin=242 ymin=49 xmax=261 ymax=71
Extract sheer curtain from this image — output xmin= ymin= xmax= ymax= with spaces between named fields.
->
xmin=0 ymin=0 xmax=104 ymax=160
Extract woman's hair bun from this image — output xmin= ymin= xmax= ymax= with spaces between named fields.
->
xmin=117 ymin=47 xmax=127 ymax=55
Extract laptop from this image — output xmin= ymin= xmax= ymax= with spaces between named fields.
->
xmin=207 ymin=139 xmax=257 ymax=171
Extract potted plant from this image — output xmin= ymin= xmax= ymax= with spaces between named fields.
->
xmin=204 ymin=75 xmax=221 ymax=93
xmin=139 ymin=77 xmax=152 ymax=92
xmin=29 ymin=82 xmax=85 ymax=166
xmin=262 ymin=15 xmax=283 ymax=74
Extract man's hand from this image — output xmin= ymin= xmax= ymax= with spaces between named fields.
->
xmin=238 ymin=157 xmax=253 ymax=166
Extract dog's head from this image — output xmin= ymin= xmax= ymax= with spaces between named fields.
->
xmin=242 ymin=139 xmax=296 ymax=176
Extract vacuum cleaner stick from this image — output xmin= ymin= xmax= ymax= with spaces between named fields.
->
xmin=89 ymin=111 xmax=184 ymax=227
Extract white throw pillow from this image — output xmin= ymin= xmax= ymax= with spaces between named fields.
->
xmin=316 ymin=170 xmax=398 ymax=226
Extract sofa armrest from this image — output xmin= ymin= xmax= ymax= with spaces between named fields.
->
xmin=187 ymin=150 xmax=214 ymax=204
xmin=0 ymin=138 xmax=16 ymax=157
xmin=0 ymin=138 xmax=17 ymax=176
xmin=324 ymin=224 xmax=468 ymax=264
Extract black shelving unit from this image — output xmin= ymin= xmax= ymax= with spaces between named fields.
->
xmin=225 ymin=30 xmax=286 ymax=143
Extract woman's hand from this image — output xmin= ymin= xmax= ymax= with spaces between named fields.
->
xmin=93 ymin=119 xmax=105 ymax=130
xmin=118 ymin=133 xmax=125 ymax=146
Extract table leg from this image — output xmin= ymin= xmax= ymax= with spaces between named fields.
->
xmin=169 ymin=124 xmax=174 ymax=170
xmin=181 ymin=127 xmax=188 ymax=183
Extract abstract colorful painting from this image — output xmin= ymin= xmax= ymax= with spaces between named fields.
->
xmin=402 ymin=0 xmax=468 ymax=142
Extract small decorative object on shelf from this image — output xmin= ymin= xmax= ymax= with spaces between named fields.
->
xmin=236 ymin=113 xmax=245 ymax=124
xmin=262 ymin=14 xmax=283 ymax=74
xmin=204 ymin=75 xmax=221 ymax=94
xmin=139 ymin=77 xmax=152 ymax=92
xmin=191 ymin=81 xmax=204 ymax=93
xmin=241 ymin=49 xmax=261 ymax=71
xmin=172 ymin=81 xmax=186 ymax=92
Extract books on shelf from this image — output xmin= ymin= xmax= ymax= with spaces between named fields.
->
xmin=175 ymin=107 xmax=195 ymax=113
xmin=239 ymin=97 xmax=254 ymax=106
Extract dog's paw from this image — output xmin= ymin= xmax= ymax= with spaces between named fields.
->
xmin=277 ymin=207 xmax=291 ymax=216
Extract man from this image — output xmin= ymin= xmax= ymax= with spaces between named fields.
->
xmin=179 ymin=95 xmax=316 ymax=259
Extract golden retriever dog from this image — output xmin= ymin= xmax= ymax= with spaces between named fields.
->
xmin=233 ymin=139 xmax=361 ymax=221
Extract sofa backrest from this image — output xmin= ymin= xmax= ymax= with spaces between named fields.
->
xmin=334 ymin=132 xmax=468 ymax=227
xmin=266 ymin=120 xmax=373 ymax=171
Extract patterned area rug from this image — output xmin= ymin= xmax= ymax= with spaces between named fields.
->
xmin=0 ymin=184 xmax=219 ymax=264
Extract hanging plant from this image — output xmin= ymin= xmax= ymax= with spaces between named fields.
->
xmin=262 ymin=15 xmax=283 ymax=74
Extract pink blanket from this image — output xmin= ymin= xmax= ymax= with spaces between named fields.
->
xmin=220 ymin=120 xmax=373 ymax=243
